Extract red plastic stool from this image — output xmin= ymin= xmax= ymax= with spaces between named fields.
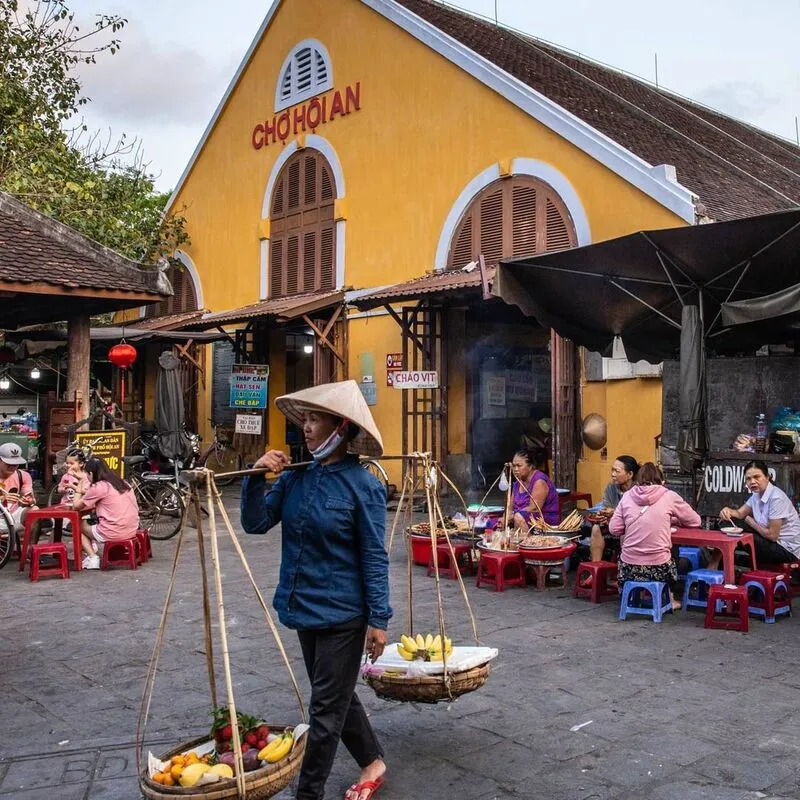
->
xmin=573 ymin=561 xmax=618 ymax=603
xmin=135 ymin=529 xmax=152 ymax=563
xmin=101 ymin=538 xmax=140 ymax=571
xmin=29 ymin=542 xmax=70 ymax=582
xmin=740 ymin=569 xmax=791 ymax=623
xmin=771 ymin=561 xmax=800 ymax=589
xmin=704 ymin=584 xmax=748 ymax=632
xmin=476 ymin=551 xmax=525 ymax=592
xmin=428 ymin=542 xmax=475 ymax=579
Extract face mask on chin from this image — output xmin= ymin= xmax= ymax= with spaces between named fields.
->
xmin=311 ymin=419 xmax=351 ymax=461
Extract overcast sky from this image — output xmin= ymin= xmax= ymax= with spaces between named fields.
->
xmin=69 ymin=0 xmax=800 ymax=192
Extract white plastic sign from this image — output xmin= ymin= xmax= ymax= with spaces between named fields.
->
xmin=235 ymin=414 xmax=263 ymax=435
xmin=392 ymin=370 xmax=439 ymax=389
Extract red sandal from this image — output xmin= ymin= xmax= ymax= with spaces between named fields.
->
xmin=345 ymin=776 xmax=384 ymax=799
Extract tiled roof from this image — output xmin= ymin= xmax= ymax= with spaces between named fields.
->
xmin=394 ymin=0 xmax=800 ymax=221
xmin=185 ymin=290 xmax=345 ymax=329
xmin=350 ymin=265 xmax=494 ymax=310
xmin=0 ymin=192 xmax=170 ymax=296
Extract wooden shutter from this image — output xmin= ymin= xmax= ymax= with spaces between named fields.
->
xmin=447 ymin=176 xmax=577 ymax=269
xmin=450 ymin=216 xmax=473 ymax=270
xmin=478 ymin=188 xmax=504 ymax=265
xmin=320 ymin=226 xmax=335 ymax=289
xmin=144 ymin=264 xmax=197 ymax=319
xmin=269 ymin=150 xmax=337 ymax=298
xmin=545 ymin=197 xmax=574 ymax=252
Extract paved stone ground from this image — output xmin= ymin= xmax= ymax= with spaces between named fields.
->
xmin=1 ymin=490 xmax=800 ymax=799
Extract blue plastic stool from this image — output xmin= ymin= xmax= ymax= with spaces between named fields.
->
xmin=619 ymin=580 xmax=673 ymax=623
xmin=682 ymin=569 xmax=724 ymax=611
xmin=678 ymin=547 xmax=702 ymax=573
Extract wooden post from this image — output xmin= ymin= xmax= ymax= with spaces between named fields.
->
xmin=66 ymin=315 xmax=90 ymax=415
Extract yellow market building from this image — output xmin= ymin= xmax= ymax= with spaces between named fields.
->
xmin=130 ymin=0 xmax=796 ymax=501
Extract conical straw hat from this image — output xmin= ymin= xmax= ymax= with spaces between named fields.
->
xmin=275 ymin=379 xmax=384 ymax=457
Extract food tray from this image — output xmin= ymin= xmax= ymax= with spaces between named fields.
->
xmin=519 ymin=533 xmax=577 ymax=550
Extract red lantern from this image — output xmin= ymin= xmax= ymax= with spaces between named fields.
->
xmin=108 ymin=342 xmax=137 ymax=369
xmin=108 ymin=342 xmax=137 ymax=412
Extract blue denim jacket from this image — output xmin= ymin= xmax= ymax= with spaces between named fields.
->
xmin=240 ymin=455 xmax=392 ymax=631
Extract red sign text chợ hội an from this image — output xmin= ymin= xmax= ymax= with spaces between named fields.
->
xmin=252 ymin=83 xmax=362 ymax=149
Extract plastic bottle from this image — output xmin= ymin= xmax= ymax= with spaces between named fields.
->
xmin=755 ymin=413 xmax=768 ymax=453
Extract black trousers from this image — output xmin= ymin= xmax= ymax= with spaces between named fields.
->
xmin=750 ymin=532 xmax=796 ymax=566
xmin=295 ymin=617 xmax=383 ymax=800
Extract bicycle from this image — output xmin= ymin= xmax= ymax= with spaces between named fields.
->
xmin=198 ymin=423 xmax=242 ymax=487
xmin=361 ymin=458 xmax=390 ymax=500
xmin=124 ymin=455 xmax=186 ymax=541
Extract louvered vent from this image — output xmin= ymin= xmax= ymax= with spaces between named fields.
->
xmin=275 ymin=41 xmax=334 ymax=111
xmin=145 ymin=263 xmax=198 ymax=318
xmin=295 ymin=47 xmax=313 ymax=93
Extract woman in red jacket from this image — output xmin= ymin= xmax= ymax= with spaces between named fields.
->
xmin=608 ymin=462 xmax=701 ymax=610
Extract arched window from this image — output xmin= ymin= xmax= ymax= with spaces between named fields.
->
xmin=269 ymin=149 xmax=336 ymax=297
xmin=144 ymin=263 xmax=198 ymax=318
xmin=275 ymin=39 xmax=333 ymax=111
xmin=447 ymin=176 xmax=577 ymax=269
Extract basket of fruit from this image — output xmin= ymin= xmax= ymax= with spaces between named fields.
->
xmin=140 ymin=708 xmax=307 ymax=800
xmin=362 ymin=632 xmax=495 ymax=704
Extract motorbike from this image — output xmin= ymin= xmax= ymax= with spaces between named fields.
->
xmin=136 ymin=422 xmax=201 ymax=474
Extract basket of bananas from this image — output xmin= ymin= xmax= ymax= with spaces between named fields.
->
xmin=140 ymin=716 xmax=307 ymax=800
xmin=363 ymin=632 xmax=492 ymax=704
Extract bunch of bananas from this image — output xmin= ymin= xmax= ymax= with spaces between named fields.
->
xmin=257 ymin=730 xmax=294 ymax=763
xmin=397 ymin=632 xmax=454 ymax=662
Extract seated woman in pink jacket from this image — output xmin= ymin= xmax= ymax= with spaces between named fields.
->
xmin=608 ymin=462 xmax=701 ymax=610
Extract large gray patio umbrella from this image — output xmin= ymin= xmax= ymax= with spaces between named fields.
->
xmin=493 ymin=208 xmax=800 ymax=469
xmin=155 ymin=351 xmax=192 ymax=464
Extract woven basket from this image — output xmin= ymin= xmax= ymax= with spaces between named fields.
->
xmin=139 ymin=729 xmax=305 ymax=800
xmin=364 ymin=662 xmax=491 ymax=704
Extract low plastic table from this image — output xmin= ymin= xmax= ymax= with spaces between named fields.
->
xmin=671 ymin=528 xmax=756 ymax=585
xmin=19 ymin=507 xmax=83 ymax=572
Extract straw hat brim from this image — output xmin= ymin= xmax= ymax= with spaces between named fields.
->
xmin=275 ymin=380 xmax=384 ymax=457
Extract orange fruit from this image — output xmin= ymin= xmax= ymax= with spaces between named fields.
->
xmin=170 ymin=764 xmax=184 ymax=779
xmin=162 ymin=774 xmax=175 ymax=786
xmin=152 ymin=772 xmax=164 ymax=784
xmin=185 ymin=753 xmax=199 ymax=765
xmin=171 ymin=755 xmax=186 ymax=767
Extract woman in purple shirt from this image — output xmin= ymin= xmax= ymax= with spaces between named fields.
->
xmin=511 ymin=447 xmax=559 ymax=529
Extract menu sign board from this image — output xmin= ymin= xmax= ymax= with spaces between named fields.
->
xmin=230 ymin=364 xmax=269 ymax=409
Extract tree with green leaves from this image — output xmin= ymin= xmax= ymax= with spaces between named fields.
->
xmin=0 ymin=0 xmax=187 ymax=263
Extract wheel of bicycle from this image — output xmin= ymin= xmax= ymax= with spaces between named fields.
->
xmin=46 ymin=481 xmax=60 ymax=509
xmin=0 ymin=505 xmax=16 ymax=568
xmin=361 ymin=459 xmax=390 ymax=500
xmin=135 ymin=481 xmax=185 ymax=540
xmin=202 ymin=445 xmax=242 ymax=487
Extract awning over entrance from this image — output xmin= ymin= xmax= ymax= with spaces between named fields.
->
xmin=493 ymin=208 xmax=800 ymax=363
xmin=349 ymin=265 xmax=494 ymax=311
xmin=182 ymin=290 xmax=346 ymax=330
